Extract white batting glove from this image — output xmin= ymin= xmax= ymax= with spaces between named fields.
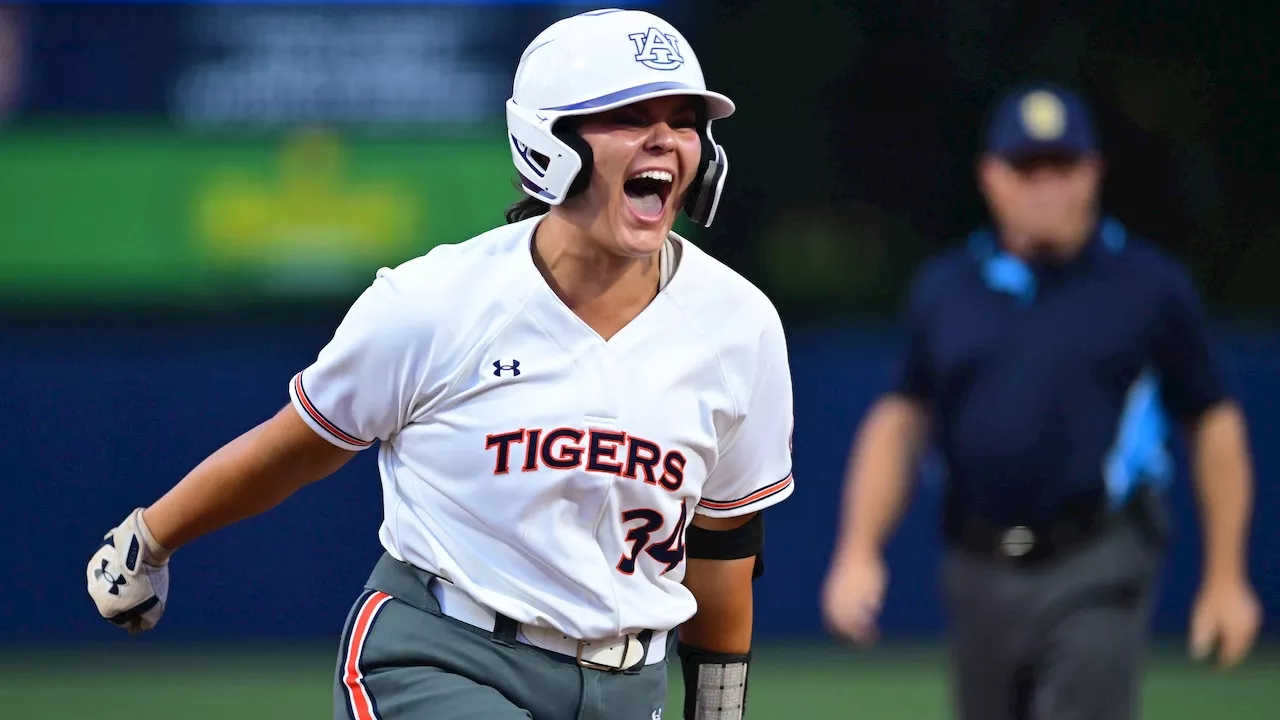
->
xmin=86 ymin=508 xmax=172 ymax=634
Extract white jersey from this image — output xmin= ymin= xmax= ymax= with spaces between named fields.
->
xmin=288 ymin=216 xmax=795 ymax=640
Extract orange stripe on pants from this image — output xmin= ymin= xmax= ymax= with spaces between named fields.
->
xmin=343 ymin=591 xmax=392 ymax=720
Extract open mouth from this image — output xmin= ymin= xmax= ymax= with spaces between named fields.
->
xmin=623 ymin=170 xmax=674 ymax=221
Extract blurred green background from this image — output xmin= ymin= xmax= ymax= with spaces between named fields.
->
xmin=0 ymin=129 xmax=512 ymax=303
xmin=4 ymin=0 xmax=1280 ymax=322
xmin=4 ymin=644 xmax=1277 ymax=719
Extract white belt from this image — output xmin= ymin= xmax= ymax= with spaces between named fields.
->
xmin=429 ymin=578 xmax=666 ymax=671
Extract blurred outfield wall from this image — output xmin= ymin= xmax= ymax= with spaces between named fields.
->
xmin=0 ymin=129 xmax=512 ymax=304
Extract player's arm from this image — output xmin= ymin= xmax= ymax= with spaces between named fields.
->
xmin=148 ymin=268 xmax=428 ymax=550
xmin=142 ymin=405 xmax=357 ymax=550
xmin=88 ymin=266 xmax=433 ymax=633
xmin=681 ymin=511 xmax=760 ymax=653
xmin=679 ymin=304 xmax=794 ymax=720
xmin=1155 ymin=267 xmax=1261 ymax=667
xmin=85 ymin=405 xmax=359 ymax=634
xmin=678 ymin=510 xmax=764 ymax=720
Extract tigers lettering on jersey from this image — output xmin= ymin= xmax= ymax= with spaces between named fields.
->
xmin=485 ymin=427 xmax=686 ymax=491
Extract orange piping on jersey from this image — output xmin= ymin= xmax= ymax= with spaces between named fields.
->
xmin=293 ymin=372 xmax=374 ymax=449
xmin=697 ymin=473 xmax=794 ymax=511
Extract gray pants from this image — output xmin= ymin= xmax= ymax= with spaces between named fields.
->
xmin=334 ymin=553 xmax=671 ymax=720
xmin=942 ymin=517 xmax=1162 ymax=720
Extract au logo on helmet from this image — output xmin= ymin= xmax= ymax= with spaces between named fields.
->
xmin=629 ymin=27 xmax=685 ymax=71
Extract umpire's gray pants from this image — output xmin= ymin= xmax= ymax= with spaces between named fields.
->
xmin=942 ymin=517 xmax=1162 ymax=720
xmin=334 ymin=553 xmax=670 ymax=720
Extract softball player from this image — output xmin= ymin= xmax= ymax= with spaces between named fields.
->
xmin=86 ymin=9 xmax=794 ymax=720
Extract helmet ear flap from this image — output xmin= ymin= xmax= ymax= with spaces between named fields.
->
xmin=553 ymin=128 xmax=594 ymax=199
xmin=684 ymin=129 xmax=728 ymax=227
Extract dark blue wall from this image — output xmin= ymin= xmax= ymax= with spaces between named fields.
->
xmin=3 ymin=318 xmax=1276 ymax=645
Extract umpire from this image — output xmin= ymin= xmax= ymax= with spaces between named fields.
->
xmin=821 ymin=82 xmax=1262 ymax=720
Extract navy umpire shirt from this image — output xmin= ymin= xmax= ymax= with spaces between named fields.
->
xmin=896 ymin=216 xmax=1232 ymax=529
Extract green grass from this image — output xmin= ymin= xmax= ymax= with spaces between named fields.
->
xmin=0 ymin=642 xmax=1275 ymax=719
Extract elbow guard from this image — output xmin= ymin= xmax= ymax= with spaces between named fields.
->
xmin=684 ymin=512 xmax=766 ymax=579
xmin=678 ymin=642 xmax=751 ymax=720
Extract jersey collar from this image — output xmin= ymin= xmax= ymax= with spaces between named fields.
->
xmin=968 ymin=215 xmax=1127 ymax=304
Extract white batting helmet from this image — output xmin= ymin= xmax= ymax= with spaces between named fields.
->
xmin=506 ymin=8 xmax=735 ymax=227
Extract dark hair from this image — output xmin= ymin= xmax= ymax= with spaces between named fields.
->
xmin=505 ymin=193 xmax=551 ymax=224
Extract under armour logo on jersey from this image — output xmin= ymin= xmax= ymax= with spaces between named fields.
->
xmin=493 ymin=359 xmax=521 ymax=377
xmin=94 ymin=559 xmax=127 ymax=596
xmin=629 ymin=28 xmax=684 ymax=71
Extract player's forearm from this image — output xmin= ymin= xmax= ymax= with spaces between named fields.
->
xmin=833 ymin=396 xmax=928 ymax=560
xmin=143 ymin=405 xmax=356 ymax=551
xmin=1190 ymin=401 xmax=1254 ymax=585
xmin=679 ymin=556 xmax=755 ymax=654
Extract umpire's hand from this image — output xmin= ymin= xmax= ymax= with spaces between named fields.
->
xmin=1189 ymin=577 xmax=1262 ymax=668
xmin=86 ymin=508 xmax=172 ymax=634
xmin=821 ymin=550 xmax=887 ymax=646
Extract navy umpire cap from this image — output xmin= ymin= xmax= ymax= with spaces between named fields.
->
xmin=984 ymin=83 xmax=1098 ymax=160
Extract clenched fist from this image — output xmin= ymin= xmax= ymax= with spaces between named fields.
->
xmin=86 ymin=508 xmax=172 ymax=634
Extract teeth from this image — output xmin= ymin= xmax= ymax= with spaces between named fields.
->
xmin=630 ymin=170 xmax=673 ymax=183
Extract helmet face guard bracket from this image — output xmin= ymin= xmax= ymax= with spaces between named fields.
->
xmin=505 ymin=10 xmax=735 ymax=228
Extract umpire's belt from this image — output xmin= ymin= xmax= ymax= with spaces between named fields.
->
xmin=429 ymin=575 xmax=664 ymax=672
xmin=949 ymin=488 xmax=1159 ymax=563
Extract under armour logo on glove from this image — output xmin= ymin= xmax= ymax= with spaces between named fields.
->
xmin=93 ymin=558 xmax=127 ymax=595
xmin=86 ymin=508 xmax=172 ymax=635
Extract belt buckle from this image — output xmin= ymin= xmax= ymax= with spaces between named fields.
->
xmin=999 ymin=525 xmax=1035 ymax=558
xmin=575 ymin=637 xmax=631 ymax=673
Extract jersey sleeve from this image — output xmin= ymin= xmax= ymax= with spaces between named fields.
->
xmin=289 ymin=267 xmax=436 ymax=451
xmin=1152 ymin=265 xmax=1233 ymax=422
xmin=891 ymin=268 xmax=936 ymax=402
xmin=697 ymin=308 xmax=795 ymax=518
